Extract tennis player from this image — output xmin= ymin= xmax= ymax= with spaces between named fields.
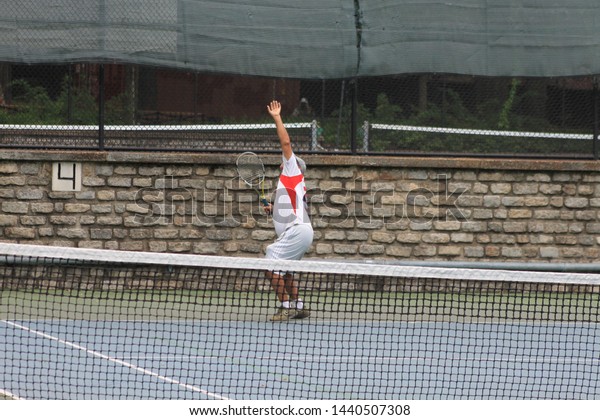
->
xmin=264 ymin=100 xmax=313 ymax=321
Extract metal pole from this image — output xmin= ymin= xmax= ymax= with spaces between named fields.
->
xmin=593 ymin=79 xmax=599 ymax=159
xmin=311 ymin=120 xmax=318 ymax=151
xmin=321 ymin=79 xmax=326 ymax=123
xmin=350 ymin=78 xmax=358 ymax=154
xmin=98 ymin=64 xmax=105 ymax=150
xmin=335 ymin=80 xmax=345 ymax=149
xmin=362 ymin=120 xmax=369 ymax=153
xmin=98 ymin=0 xmax=106 ymax=150
xmin=67 ymin=65 xmax=73 ymax=124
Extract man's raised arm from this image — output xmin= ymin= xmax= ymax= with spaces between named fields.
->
xmin=267 ymin=100 xmax=293 ymax=160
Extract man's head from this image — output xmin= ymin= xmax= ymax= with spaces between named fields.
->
xmin=280 ymin=156 xmax=306 ymax=174
xmin=295 ymin=156 xmax=306 ymax=174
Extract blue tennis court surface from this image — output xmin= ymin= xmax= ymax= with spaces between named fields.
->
xmin=2 ymin=319 xmax=599 ymax=400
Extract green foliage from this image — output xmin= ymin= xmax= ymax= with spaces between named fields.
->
xmin=0 ymin=79 xmax=62 ymax=124
xmin=345 ymin=85 xmax=590 ymax=155
xmin=1 ymin=77 xmax=141 ymax=126
xmin=55 ymin=77 xmax=97 ymax=124
xmin=317 ymin=99 xmax=372 ymax=150
xmin=498 ymin=78 xmax=519 ymax=130
xmin=106 ymin=90 xmax=136 ymax=125
xmin=374 ymin=93 xmax=402 ymax=122
xmin=0 ymin=76 xmax=592 ymax=156
xmin=366 ymin=90 xmax=483 ymax=153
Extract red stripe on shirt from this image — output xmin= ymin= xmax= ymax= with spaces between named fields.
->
xmin=280 ymin=174 xmax=304 ymax=214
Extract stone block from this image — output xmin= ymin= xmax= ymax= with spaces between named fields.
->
xmin=359 ymin=244 xmax=385 ymax=255
xmin=371 ymin=231 xmax=395 ymax=243
xmin=385 ymin=246 xmax=412 ymax=257
xmin=4 ymin=227 xmax=36 ymax=239
xmin=2 ymin=202 xmax=29 ymax=214
xmin=0 ymin=215 xmax=18 ymax=226
xmin=537 ymin=247 xmax=559 ymax=258
xmin=0 ymin=163 xmax=18 ymax=173
xmin=564 ymin=197 xmax=588 ymax=209
xmin=107 ymin=177 xmax=132 ymax=188
xmin=57 ymin=228 xmax=88 ymax=239
xmin=333 ymin=244 xmax=358 ymax=254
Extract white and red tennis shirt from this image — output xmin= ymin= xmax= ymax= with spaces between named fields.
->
xmin=271 ymin=153 xmax=311 ymax=237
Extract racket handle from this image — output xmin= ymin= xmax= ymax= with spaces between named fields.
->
xmin=260 ymin=197 xmax=270 ymax=206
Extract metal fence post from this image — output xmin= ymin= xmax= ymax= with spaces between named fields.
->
xmin=362 ymin=120 xmax=369 ymax=153
xmin=311 ymin=120 xmax=318 ymax=150
xmin=594 ymin=79 xmax=599 ymax=160
xmin=350 ymin=78 xmax=358 ymax=154
xmin=98 ymin=64 xmax=105 ymax=151
xmin=67 ymin=65 xmax=73 ymax=124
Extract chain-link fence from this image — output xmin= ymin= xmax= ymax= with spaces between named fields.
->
xmin=0 ymin=63 xmax=598 ymax=158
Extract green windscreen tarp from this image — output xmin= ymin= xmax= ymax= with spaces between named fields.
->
xmin=1 ymin=0 xmax=599 ymax=78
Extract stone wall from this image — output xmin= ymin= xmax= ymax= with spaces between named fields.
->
xmin=1 ymin=150 xmax=599 ymax=262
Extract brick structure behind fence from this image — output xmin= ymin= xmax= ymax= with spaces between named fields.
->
xmin=1 ymin=150 xmax=599 ymax=263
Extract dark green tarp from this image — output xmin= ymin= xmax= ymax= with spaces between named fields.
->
xmin=1 ymin=0 xmax=598 ymax=78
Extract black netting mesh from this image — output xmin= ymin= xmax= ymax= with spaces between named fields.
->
xmin=0 ymin=64 xmax=598 ymax=157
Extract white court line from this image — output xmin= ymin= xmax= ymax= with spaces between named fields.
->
xmin=1 ymin=320 xmax=229 ymax=400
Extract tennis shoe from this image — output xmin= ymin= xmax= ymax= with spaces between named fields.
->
xmin=291 ymin=308 xmax=310 ymax=319
xmin=270 ymin=307 xmax=295 ymax=322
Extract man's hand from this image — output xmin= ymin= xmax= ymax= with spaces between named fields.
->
xmin=268 ymin=99 xmax=292 ymax=159
xmin=263 ymin=203 xmax=273 ymax=215
xmin=267 ymin=100 xmax=282 ymax=118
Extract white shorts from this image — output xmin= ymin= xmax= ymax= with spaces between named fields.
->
xmin=265 ymin=223 xmax=314 ymax=261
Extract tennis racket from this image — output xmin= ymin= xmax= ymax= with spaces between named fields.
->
xmin=236 ymin=151 xmax=270 ymax=207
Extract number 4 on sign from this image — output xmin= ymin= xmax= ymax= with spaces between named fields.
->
xmin=52 ymin=162 xmax=82 ymax=192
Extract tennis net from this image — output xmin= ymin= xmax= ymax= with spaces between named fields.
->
xmin=1 ymin=243 xmax=599 ymax=400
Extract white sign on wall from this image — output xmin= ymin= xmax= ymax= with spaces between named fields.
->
xmin=52 ymin=162 xmax=82 ymax=192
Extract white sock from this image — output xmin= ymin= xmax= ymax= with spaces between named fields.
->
xmin=295 ymin=299 xmax=303 ymax=310
xmin=281 ymin=301 xmax=290 ymax=309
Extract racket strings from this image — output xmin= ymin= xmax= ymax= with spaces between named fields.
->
xmin=237 ymin=152 xmax=269 ymax=203
xmin=238 ymin=164 xmax=264 ymax=185
xmin=237 ymin=153 xmax=265 ymax=183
